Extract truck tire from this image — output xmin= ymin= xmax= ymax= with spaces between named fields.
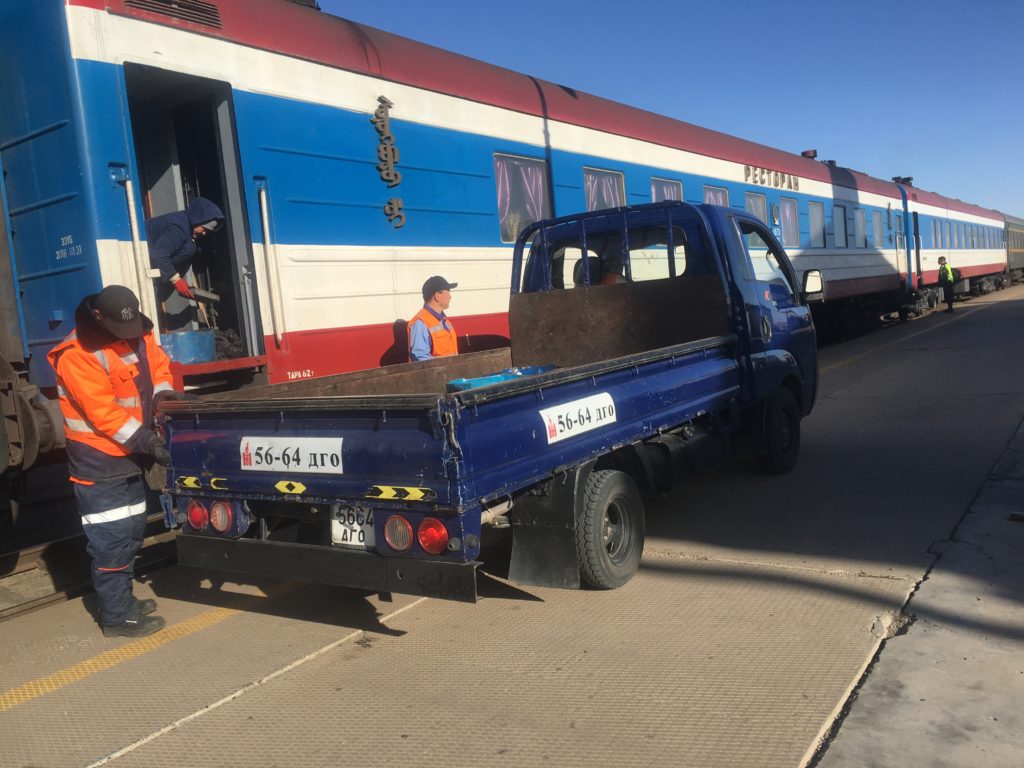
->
xmin=576 ymin=469 xmax=645 ymax=589
xmin=758 ymin=389 xmax=800 ymax=475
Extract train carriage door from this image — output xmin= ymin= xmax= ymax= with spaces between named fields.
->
xmin=894 ymin=213 xmax=906 ymax=283
xmin=123 ymin=64 xmax=261 ymax=361
xmin=912 ymin=212 xmax=922 ymax=285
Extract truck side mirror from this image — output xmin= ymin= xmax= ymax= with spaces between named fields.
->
xmin=802 ymin=270 xmax=825 ymax=302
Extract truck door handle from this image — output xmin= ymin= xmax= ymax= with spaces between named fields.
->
xmin=761 ymin=316 xmax=772 ymax=341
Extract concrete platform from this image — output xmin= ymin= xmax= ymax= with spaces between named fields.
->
xmin=2 ymin=552 xmax=911 ymax=768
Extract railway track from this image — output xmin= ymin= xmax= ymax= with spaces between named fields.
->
xmin=0 ymin=514 xmax=177 ymax=621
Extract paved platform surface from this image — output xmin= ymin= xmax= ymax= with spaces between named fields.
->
xmin=816 ymin=422 xmax=1024 ymax=768
xmin=2 ymin=285 xmax=1023 ymax=768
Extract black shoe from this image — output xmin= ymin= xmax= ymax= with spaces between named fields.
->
xmin=102 ymin=613 xmax=166 ymax=638
xmin=134 ymin=598 xmax=157 ymax=615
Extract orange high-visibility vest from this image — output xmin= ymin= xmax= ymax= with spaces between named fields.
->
xmin=47 ymin=330 xmax=173 ymax=457
xmin=407 ymin=307 xmax=458 ymax=359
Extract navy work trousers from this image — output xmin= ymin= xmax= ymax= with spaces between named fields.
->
xmin=74 ymin=474 xmax=148 ymax=626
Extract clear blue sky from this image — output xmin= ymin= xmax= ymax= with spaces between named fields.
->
xmin=318 ymin=0 xmax=1023 ymax=215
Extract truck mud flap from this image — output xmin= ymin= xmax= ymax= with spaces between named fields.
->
xmin=178 ymin=536 xmax=479 ymax=603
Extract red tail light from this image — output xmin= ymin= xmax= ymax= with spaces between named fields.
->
xmin=210 ymin=501 xmax=234 ymax=533
xmin=383 ymin=515 xmax=413 ymax=551
xmin=186 ymin=500 xmax=209 ymax=531
xmin=417 ymin=517 xmax=449 ymax=555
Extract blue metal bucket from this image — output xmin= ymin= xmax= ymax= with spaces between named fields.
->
xmin=160 ymin=329 xmax=216 ymax=364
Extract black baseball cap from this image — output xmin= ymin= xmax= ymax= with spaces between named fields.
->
xmin=92 ymin=285 xmax=143 ymax=339
xmin=422 ymin=275 xmax=457 ymax=301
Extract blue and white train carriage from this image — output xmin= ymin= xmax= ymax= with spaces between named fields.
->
xmin=0 ymin=0 xmax=1014 ymax=482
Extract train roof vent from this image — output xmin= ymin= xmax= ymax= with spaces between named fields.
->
xmin=125 ymin=0 xmax=222 ymax=29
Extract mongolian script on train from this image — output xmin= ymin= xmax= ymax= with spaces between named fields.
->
xmin=371 ymin=95 xmax=406 ymax=228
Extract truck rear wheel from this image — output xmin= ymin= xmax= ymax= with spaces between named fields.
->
xmin=758 ymin=388 xmax=800 ymax=475
xmin=576 ymin=469 xmax=644 ymax=589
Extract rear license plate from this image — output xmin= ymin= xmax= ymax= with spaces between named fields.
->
xmin=331 ymin=506 xmax=375 ymax=549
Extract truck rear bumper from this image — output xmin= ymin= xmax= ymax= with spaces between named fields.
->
xmin=177 ymin=535 xmax=479 ymax=603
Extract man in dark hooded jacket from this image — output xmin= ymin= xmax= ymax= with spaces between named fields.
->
xmin=146 ymin=197 xmax=225 ymax=301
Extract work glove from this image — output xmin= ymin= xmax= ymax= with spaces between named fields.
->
xmin=170 ymin=274 xmax=195 ymax=299
xmin=136 ymin=427 xmax=171 ymax=466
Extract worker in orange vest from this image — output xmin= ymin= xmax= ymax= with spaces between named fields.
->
xmin=48 ymin=285 xmax=184 ymax=638
xmin=408 ymin=275 xmax=459 ymax=361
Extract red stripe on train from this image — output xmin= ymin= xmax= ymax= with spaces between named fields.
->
xmin=262 ymin=311 xmax=510 ymax=384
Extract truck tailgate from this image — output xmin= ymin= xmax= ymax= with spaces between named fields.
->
xmin=164 ymin=394 xmax=453 ymax=505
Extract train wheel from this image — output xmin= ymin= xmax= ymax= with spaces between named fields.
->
xmin=576 ymin=469 xmax=645 ymax=589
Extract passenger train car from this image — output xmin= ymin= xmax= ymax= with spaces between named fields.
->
xmin=0 ymin=0 xmax=1017 ymax=485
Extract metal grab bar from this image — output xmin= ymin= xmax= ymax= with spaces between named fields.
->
xmin=122 ymin=178 xmax=162 ymax=345
xmin=257 ymin=183 xmax=285 ymax=347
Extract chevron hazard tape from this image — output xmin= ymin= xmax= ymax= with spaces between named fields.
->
xmin=365 ymin=485 xmax=436 ymax=502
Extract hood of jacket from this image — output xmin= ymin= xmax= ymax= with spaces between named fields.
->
xmin=185 ymin=197 xmax=225 ymax=229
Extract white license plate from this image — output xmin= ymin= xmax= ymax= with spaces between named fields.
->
xmin=538 ymin=392 xmax=617 ymax=444
xmin=240 ymin=436 xmax=343 ymax=474
xmin=331 ymin=506 xmax=375 ymax=549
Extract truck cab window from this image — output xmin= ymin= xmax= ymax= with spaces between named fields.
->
xmin=735 ymin=218 xmax=795 ymax=298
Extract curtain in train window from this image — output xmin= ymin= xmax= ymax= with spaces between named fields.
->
xmin=780 ymin=197 xmax=799 ymax=247
xmin=854 ymin=209 xmax=866 ymax=248
xmin=584 ymin=168 xmax=625 ymax=211
xmin=745 ymin=192 xmax=768 ymax=224
xmin=704 ymin=185 xmax=729 ymax=206
xmin=494 ymin=153 xmax=551 ymax=243
xmin=651 ymin=178 xmax=682 ymax=203
xmin=809 ymin=202 xmax=825 ymax=247
xmin=833 ymin=205 xmax=847 ymax=248
xmin=872 ymin=211 xmax=884 ymax=247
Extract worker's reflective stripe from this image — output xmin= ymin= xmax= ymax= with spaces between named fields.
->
xmin=153 ymin=381 xmax=174 ymax=394
xmin=64 ymin=417 xmax=94 ymax=434
xmin=93 ymin=350 xmax=110 ymax=372
xmin=115 ymin=397 xmax=140 ymax=408
xmin=81 ymin=500 xmax=147 ymax=526
xmin=426 ymin=323 xmax=444 ymax=333
xmin=111 ymin=417 xmax=142 ymax=445
xmin=57 ymin=385 xmax=68 ymax=398
xmin=120 ymin=352 xmax=139 ymax=365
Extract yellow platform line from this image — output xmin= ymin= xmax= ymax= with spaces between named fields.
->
xmin=0 ymin=605 xmax=241 ymax=712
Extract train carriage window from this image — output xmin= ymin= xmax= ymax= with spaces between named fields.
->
xmin=932 ymin=220 xmax=939 ymax=249
xmin=494 ymin=153 xmax=551 ymax=243
xmin=704 ymin=186 xmax=729 ymax=206
xmin=745 ymin=192 xmax=768 ymax=224
xmin=944 ymin=220 xmax=950 ymax=249
xmin=872 ymin=211 xmax=884 ymax=247
xmin=833 ymin=205 xmax=847 ymax=248
xmin=780 ymin=198 xmax=799 ymax=248
xmin=854 ymin=208 xmax=866 ymax=248
xmin=809 ymin=202 xmax=825 ymax=247
xmin=960 ymin=223 xmax=966 ymax=249
xmin=651 ymin=178 xmax=683 ymax=202
xmin=584 ymin=167 xmax=625 ymax=211
xmin=952 ymin=222 xmax=959 ymax=249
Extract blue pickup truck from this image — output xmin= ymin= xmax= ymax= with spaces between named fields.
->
xmin=163 ymin=202 xmax=822 ymax=601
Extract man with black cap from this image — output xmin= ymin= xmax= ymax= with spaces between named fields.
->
xmin=48 ymin=285 xmax=184 ymax=637
xmin=146 ymin=196 xmax=225 ymax=302
xmin=408 ymin=276 xmax=459 ymax=361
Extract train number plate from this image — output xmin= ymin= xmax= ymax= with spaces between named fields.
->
xmin=331 ymin=507 xmax=375 ymax=549
xmin=538 ymin=392 xmax=617 ymax=444
xmin=239 ymin=436 xmax=344 ymax=474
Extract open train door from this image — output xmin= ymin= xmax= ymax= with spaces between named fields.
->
xmin=122 ymin=64 xmax=265 ymax=389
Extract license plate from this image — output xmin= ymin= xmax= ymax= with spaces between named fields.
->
xmin=538 ymin=392 xmax=617 ymax=444
xmin=331 ymin=506 xmax=375 ymax=549
xmin=240 ymin=436 xmax=343 ymax=474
